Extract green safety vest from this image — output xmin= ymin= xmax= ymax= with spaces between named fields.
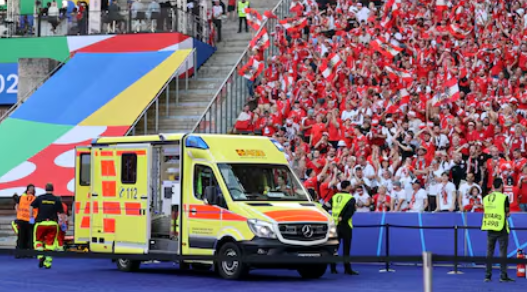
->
xmin=331 ymin=192 xmax=353 ymax=228
xmin=481 ymin=192 xmax=509 ymax=233
xmin=238 ymin=1 xmax=249 ymax=17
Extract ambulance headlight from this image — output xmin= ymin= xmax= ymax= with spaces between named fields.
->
xmin=329 ymin=223 xmax=338 ymax=238
xmin=248 ymin=219 xmax=276 ymax=239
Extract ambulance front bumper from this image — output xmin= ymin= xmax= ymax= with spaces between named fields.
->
xmin=239 ymin=238 xmax=339 ymax=268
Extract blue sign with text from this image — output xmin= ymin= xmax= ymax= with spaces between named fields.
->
xmin=0 ymin=63 xmax=18 ymax=105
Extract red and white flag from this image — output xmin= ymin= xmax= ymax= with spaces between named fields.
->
xmin=385 ymin=89 xmax=410 ymax=114
xmin=279 ymin=17 xmax=308 ymax=33
xmin=290 ymin=1 xmax=304 ymax=15
xmin=433 ymin=78 xmax=460 ymax=106
xmin=238 ymin=57 xmax=264 ymax=81
xmin=245 ymin=8 xmax=263 ymax=30
xmin=250 ymin=28 xmax=270 ymax=50
xmin=280 ymin=73 xmax=295 ymax=92
xmin=448 ymin=24 xmax=472 ymax=39
xmin=318 ymin=54 xmax=342 ymax=80
xmin=263 ymin=10 xmax=277 ymax=20
xmin=385 ymin=67 xmax=413 ymax=85
xmin=370 ymin=38 xmax=402 ymax=59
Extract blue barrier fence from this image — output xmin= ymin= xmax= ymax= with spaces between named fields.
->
xmin=351 ymin=213 xmax=527 ymax=259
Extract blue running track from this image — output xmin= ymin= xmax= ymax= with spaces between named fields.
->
xmin=0 ymin=256 xmax=524 ymax=292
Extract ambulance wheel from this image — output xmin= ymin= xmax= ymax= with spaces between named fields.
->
xmin=216 ymin=242 xmax=248 ymax=280
xmin=117 ymin=258 xmax=141 ymax=272
xmin=297 ymin=264 xmax=327 ymax=279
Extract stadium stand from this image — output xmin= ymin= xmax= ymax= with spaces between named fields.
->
xmin=233 ymin=0 xmax=527 ymax=213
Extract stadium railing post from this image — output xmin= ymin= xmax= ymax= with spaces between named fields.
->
xmin=448 ymin=225 xmax=464 ymax=274
xmin=379 ymin=223 xmax=395 ymax=273
xmin=423 ymin=252 xmax=433 ymax=292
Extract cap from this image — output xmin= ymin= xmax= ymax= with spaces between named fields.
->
xmin=393 ymin=181 xmax=402 ymax=187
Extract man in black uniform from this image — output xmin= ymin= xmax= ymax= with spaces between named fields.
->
xmin=330 ymin=181 xmax=359 ymax=275
xmin=29 ymin=183 xmax=65 ymax=269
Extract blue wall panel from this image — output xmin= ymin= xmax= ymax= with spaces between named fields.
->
xmin=352 ymin=213 xmax=527 ymax=258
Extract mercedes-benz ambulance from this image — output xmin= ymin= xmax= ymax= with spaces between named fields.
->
xmin=74 ymin=133 xmax=338 ymax=279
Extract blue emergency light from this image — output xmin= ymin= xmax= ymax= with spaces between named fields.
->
xmin=185 ymin=136 xmax=209 ymax=150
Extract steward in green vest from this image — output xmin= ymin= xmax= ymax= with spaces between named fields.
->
xmin=329 ymin=180 xmax=359 ymax=276
xmin=237 ymin=0 xmax=249 ymax=33
xmin=482 ymin=178 xmax=514 ymax=283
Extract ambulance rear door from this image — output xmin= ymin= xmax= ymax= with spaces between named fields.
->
xmin=74 ymin=146 xmax=91 ymax=245
xmin=89 ymin=144 xmax=152 ymax=254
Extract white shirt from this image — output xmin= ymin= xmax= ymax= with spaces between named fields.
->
xmin=341 ymin=110 xmax=354 ymax=121
xmin=435 ymin=182 xmax=456 ymax=211
xmin=355 ymin=192 xmax=371 ymax=212
xmin=458 ymin=182 xmax=481 ymax=208
xmin=212 ymin=5 xmax=223 ymax=18
xmin=405 ymin=188 xmax=427 ymax=212
xmin=391 ymin=189 xmax=407 ymax=211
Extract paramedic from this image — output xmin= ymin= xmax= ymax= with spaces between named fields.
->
xmin=29 ymin=183 xmax=65 ymax=269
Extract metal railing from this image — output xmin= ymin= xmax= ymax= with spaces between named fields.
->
xmin=0 ymin=57 xmax=68 ymax=124
xmin=192 ymin=0 xmax=292 ymax=134
xmin=0 ymin=6 xmax=211 ymax=45
xmin=127 ymin=48 xmax=197 ymax=136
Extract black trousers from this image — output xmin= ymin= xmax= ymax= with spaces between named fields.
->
xmin=331 ymin=225 xmax=352 ymax=272
xmin=485 ymin=230 xmax=509 ymax=278
xmin=16 ymin=220 xmax=33 ymax=250
xmin=238 ymin=16 xmax=248 ymax=32
xmin=213 ymin=19 xmax=222 ymax=42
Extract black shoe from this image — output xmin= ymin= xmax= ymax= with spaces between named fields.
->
xmin=499 ymin=276 xmax=515 ymax=282
xmin=330 ymin=269 xmax=338 ymax=274
xmin=484 ymin=277 xmax=491 ymax=282
xmin=45 ymin=265 xmax=51 ymax=270
xmin=237 ymin=30 xmax=241 ymax=33
xmin=38 ymin=258 xmax=45 ymax=268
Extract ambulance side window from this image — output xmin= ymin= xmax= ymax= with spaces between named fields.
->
xmin=194 ymin=165 xmax=219 ymax=201
xmin=121 ymin=153 xmax=137 ymax=184
xmin=79 ymin=154 xmax=91 ymax=186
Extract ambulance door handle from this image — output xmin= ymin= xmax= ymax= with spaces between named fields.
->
xmin=191 ymin=208 xmax=197 ymax=215
xmin=92 ymin=193 xmax=98 ymax=197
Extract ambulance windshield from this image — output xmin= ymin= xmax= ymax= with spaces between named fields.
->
xmin=217 ymin=163 xmax=310 ymax=201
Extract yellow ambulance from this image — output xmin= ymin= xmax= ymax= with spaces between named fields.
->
xmin=73 ymin=133 xmax=338 ymax=280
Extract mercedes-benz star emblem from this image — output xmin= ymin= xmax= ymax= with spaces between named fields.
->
xmin=302 ymin=225 xmax=313 ymax=238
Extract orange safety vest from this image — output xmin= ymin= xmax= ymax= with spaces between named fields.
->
xmin=16 ymin=194 xmax=38 ymax=222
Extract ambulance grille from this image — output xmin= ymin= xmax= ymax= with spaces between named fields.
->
xmin=278 ymin=223 xmax=328 ymax=241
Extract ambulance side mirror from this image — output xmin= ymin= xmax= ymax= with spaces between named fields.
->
xmin=204 ymin=186 xmax=216 ymax=206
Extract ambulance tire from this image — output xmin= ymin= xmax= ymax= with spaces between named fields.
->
xmin=116 ymin=258 xmax=141 ymax=272
xmin=216 ymin=242 xmax=248 ymax=280
xmin=297 ymin=264 xmax=327 ymax=279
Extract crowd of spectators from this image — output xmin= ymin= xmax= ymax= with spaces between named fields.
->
xmin=234 ymin=0 xmax=527 ymax=213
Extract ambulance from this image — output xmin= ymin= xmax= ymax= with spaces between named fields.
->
xmin=73 ymin=134 xmax=338 ymax=280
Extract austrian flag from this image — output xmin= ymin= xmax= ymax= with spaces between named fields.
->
xmin=319 ymin=53 xmax=342 ymax=79
xmin=385 ymin=67 xmax=412 ymax=85
xmin=250 ymin=28 xmax=270 ymax=50
xmin=370 ymin=38 xmax=402 ymax=59
xmin=385 ymin=89 xmax=410 ymax=114
xmin=279 ymin=17 xmax=308 ymax=33
xmin=245 ymin=8 xmax=263 ymax=30
xmin=448 ymin=24 xmax=472 ymax=39
xmin=238 ymin=57 xmax=264 ymax=81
